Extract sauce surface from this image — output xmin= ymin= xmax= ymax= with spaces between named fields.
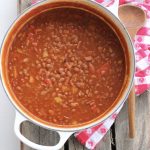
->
xmin=7 ymin=8 xmax=125 ymax=125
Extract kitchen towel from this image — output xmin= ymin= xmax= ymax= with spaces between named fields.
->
xmin=120 ymin=0 xmax=150 ymax=95
xmin=31 ymin=0 xmax=150 ymax=149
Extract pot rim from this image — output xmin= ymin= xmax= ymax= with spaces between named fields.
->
xmin=0 ymin=0 xmax=135 ymax=132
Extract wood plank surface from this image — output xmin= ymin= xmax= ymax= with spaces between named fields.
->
xmin=68 ymin=131 xmax=111 ymax=150
xmin=21 ymin=122 xmax=40 ymax=150
xmin=19 ymin=0 xmax=31 ymax=12
xmin=115 ymin=91 xmax=150 ymax=150
xmin=95 ymin=131 xmax=112 ymax=150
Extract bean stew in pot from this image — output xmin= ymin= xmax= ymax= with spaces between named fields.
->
xmin=7 ymin=8 xmax=125 ymax=125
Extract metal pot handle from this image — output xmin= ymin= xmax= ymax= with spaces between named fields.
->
xmin=14 ymin=111 xmax=74 ymax=150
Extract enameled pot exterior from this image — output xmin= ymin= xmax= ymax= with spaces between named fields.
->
xmin=0 ymin=0 xmax=135 ymax=149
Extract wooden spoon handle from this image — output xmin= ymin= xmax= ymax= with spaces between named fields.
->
xmin=127 ymin=27 xmax=137 ymax=138
xmin=128 ymin=86 xmax=136 ymax=138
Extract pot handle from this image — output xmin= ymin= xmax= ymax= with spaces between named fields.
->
xmin=14 ymin=111 xmax=74 ymax=150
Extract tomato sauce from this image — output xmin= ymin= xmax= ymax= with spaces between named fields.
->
xmin=7 ymin=8 xmax=125 ymax=125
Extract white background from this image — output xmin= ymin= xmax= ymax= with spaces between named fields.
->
xmin=0 ymin=0 xmax=19 ymax=149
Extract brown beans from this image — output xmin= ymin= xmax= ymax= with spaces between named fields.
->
xmin=59 ymin=78 xmax=65 ymax=82
xmin=77 ymin=41 xmax=82 ymax=49
xmin=47 ymin=59 xmax=51 ymax=63
xmin=32 ymin=42 xmax=38 ymax=46
xmin=29 ymin=76 xmax=34 ymax=83
xmin=89 ymin=63 xmax=95 ymax=73
xmin=13 ymin=67 xmax=17 ymax=78
xmin=46 ymin=64 xmax=51 ymax=68
xmin=78 ymin=91 xmax=84 ymax=97
xmin=70 ymin=102 xmax=79 ymax=107
xmin=23 ymin=58 xmax=29 ymax=63
xmin=35 ymin=60 xmax=40 ymax=64
xmin=71 ymin=109 xmax=76 ymax=112
xmin=48 ymin=109 xmax=54 ymax=115
xmin=110 ymin=93 xmax=114 ymax=97
xmin=84 ymin=56 xmax=92 ymax=61
xmin=36 ymin=63 xmax=41 ymax=69
xmin=23 ymin=69 xmax=28 ymax=76
xmin=94 ymin=91 xmax=99 ymax=95
xmin=55 ymin=74 xmax=60 ymax=79
xmin=67 ymin=71 xmax=72 ymax=77
xmin=51 ymin=77 xmax=56 ymax=82
xmin=62 ymin=104 xmax=67 ymax=108
xmin=40 ymin=90 xmax=49 ymax=95
xmin=82 ymin=64 xmax=88 ymax=69
xmin=109 ymin=48 xmax=113 ymax=53
xmin=58 ymin=83 xmax=63 ymax=87
xmin=76 ymin=82 xmax=84 ymax=88
xmin=74 ymin=67 xmax=80 ymax=72
xmin=8 ymin=8 xmax=125 ymax=126
xmin=118 ymin=60 xmax=123 ymax=64
xmin=16 ymin=86 xmax=22 ymax=91
xmin=58 ymin=68 xmax=64 ymax=74
xmin=72 ymin=86 xmax=78 ymax=94
xmin=42 ymin=62 xmax=46 ymax=67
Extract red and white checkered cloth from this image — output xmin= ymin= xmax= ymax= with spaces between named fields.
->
xmin=31 ymin=0 xmax=150 ymax=149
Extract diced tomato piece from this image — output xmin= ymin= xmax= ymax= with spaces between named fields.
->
xmin=96 ymin=63 xmax=110 ymax=75
xmin=44 ymin=79 xmax=53 ymax=87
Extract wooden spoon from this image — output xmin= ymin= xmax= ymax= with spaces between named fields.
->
xmin=118 ymin=4 xmax=146 ymax=138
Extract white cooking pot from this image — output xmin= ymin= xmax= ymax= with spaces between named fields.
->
xmin=0 ymin=0 xmax=135 ymax=150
